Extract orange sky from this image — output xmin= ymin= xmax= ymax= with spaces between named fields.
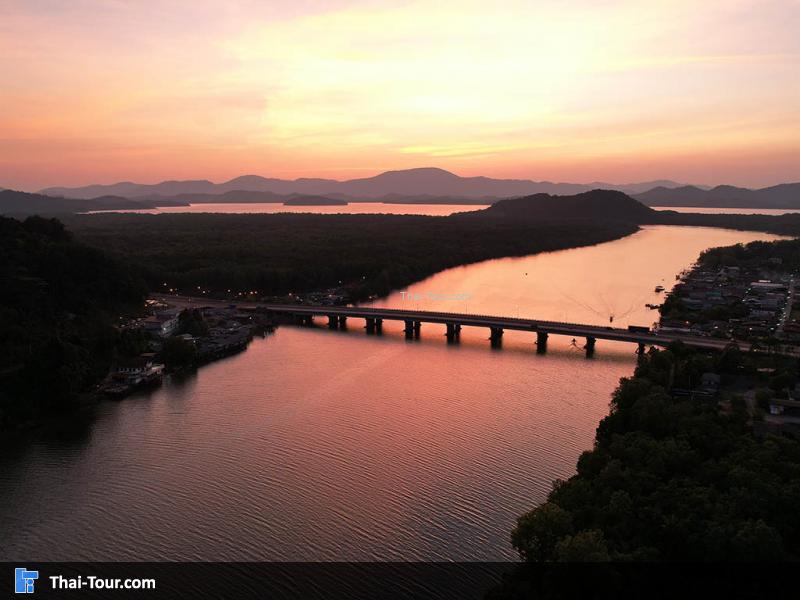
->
xmin=1 ymin=0 xmax=798 ymax=191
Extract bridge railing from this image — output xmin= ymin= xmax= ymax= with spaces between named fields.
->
xmin=260 ymin=304 xmax=750 ymax=345
xmin=260 ymin=303 xmax=643 ymax=333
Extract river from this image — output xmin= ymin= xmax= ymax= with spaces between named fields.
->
xmin=653 ymin=206 xmax=800 ymax=215
xmin=0 ymin=225 xmax=786 ymax=561
xmin=89 ymin=202 xmax=489 ymax=216
xmin=91 ymin=202 xmax=799 ymax=217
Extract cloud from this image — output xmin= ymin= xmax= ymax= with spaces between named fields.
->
xmin=1 ymin=0 xmax=798 ymax=188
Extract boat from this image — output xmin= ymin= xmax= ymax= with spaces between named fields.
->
xmin=654 ymin=285 xmax=665 ymax=293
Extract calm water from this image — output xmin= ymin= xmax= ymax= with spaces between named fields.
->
xmin=0 ymin=226 xmax=786 ymax=561
xmin=92 ymin=202 xmax=798 ymax=217
xmin=90 ymin=202 xmax=489 ymax=216
xmin=654 ymin=206 xmax=800 ymax=215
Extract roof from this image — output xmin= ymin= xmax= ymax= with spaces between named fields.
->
xmin=115 ymin=356 xmax=153 ymax=369
xmin=770 ymin=398 xmax=800 ymax=409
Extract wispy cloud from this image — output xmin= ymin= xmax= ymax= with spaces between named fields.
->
xmin=1 ymin=0 xmax=798 ymax=189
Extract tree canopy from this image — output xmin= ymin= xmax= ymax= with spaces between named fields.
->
xmin=511 ymin=345 xmax=800 ymax=562
xmin=0 ymin=216 xmax=147 ymax=426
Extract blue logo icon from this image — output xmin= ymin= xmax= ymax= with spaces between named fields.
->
xmin=15 ymin=568 xmax=39 ymax=594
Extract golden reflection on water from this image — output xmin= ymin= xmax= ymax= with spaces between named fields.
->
xmin=0 ymin=226 xmax=786 ymax=561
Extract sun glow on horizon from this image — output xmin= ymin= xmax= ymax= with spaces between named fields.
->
xmin=0 ymin=0 xmax=798 ymax=190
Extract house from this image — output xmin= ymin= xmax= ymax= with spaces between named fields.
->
xmin=750 ymin=281 xmax=786 ymax=293
xmin=113 ymin=355 xmax=164 ymax=385
xmin=143 ymin=310 xmax=180 ymax=337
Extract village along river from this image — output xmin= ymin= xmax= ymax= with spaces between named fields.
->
xmin=0 ymin=225 xmax=786 ymax=562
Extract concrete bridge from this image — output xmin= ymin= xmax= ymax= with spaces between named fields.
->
xmin=257 ymin=303 xmax=751 ymax=356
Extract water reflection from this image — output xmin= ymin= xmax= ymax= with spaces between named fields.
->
xmin=0 ymin=226 xmax=786 ymax=561
xmin=89 ymin=202 xmax=488 ymax=216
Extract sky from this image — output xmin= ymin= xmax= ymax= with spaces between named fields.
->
xmin=1 ymin=0 xmax=798 ymax=191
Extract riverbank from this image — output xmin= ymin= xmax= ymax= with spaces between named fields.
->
xmin=62 ymin=211 xmax=641 ymax=303
xmin=508 ymin=237 xmax=800 ymax=571
xmin=2 ymin=206 xmax=640 ymax=430
xmin=1 ymin=223 xmax=786 ymax=562
xmin=95 ymin=304 xmax=276 ymax=402
xmin=509 ymin=341 xmax=800 ymax=562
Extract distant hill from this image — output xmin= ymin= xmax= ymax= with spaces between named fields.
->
xmin=40 ymin=168 xmax=694 ymax=201
xmin=133 ymin=190 xmax=345 ymax=205
xmin=0 ymin=190 xmax=159 ymax=215
xmin=134 ymin=190 xmax=288 ymax=204
xmin=590 ymin=179 xmax=710 ymax=195
xmin=636 ymin=183 xmax=800 ymax=208
xmin=135 ymin=190 xmax=493 ymax=206
xmin=468 ymin=189 xmax=656 ymax=222
xmin=283 ymin=196 xmax=347 ymax=206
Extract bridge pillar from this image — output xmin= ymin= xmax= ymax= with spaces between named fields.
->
xmin=404 ymin=320 xmax=415 ymax=339
xmin=585 ymin=336 xmax=596 ymax=357
xmin=413 ymin=321 xmax=421 ymax=337
xmin=338 ymin=315 xmax=348 ymax=329
xmin=365 ymin=317 xmax=376 ymax=333
xmin=637 ymin=342 xmax=646 ymax=357
xmin=536 ymin=331 xmax=548 ymax=354
xmin=490 ymin=327 xmax=503 ymax=347
xmin=445 ymin=323 xmax=461 ymax=343
xmin=375 ymin=318 xmax=383 ymax=334
xmin=327 ymin=315 xmax=338 ymax=329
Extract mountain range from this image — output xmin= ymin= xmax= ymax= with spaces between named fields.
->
xmin=40 ymin=168 xmax=694 ymax=201
xmin=14 ymin=168 xmax=799 ymax=210
xmin=634 ymin=184 xmax=800 ymax=209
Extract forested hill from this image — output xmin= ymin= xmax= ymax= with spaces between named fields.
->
xmin=0 ymin=189 xmax=160 ymax=214
xmin=63 ymin=212 xmax=639 ymax=300
xmin=0 ymin=216 xmax=147 ymax=427
xmin=470 ymin=190 xmax=800 ymax=236
xmin=466 ymin=190 xmax=656 ymax=222
xmin=653 ymin=210 xmax=800 ymax=236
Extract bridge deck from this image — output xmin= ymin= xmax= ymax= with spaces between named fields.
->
xmin=152 ymin=294 xmax=762 ymax=353
xmin=258 ymin=303 xmax=747 ymax=352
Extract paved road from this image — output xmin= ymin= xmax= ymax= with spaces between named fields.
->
xmin=153 ymin=293 xmax=766 ymax=353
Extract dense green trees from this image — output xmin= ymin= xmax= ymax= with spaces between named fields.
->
xmin=510 ymin=345 xmax=800 ymax=562
xmin=161 ymin=336 xmax=197 ymax=368
xmin=178 ymin=309 xmax=209 ymax=337
xmin=0 ymin=209 xmax=642 ymax=427
xmin=697 ymin=238 xmax=800 ymax=270
xmin=0 ymin=216 xmax=147 ymax=426
xmin=651 ymin=211 xmax=800 ymax=236
xmin=62 ymin=212 xmax=639 ymax=300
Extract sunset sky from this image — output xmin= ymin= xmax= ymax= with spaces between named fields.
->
xmin=1 ymin=0 xmax=798 ymax=191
